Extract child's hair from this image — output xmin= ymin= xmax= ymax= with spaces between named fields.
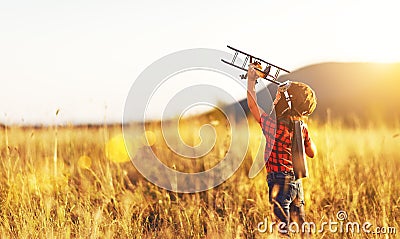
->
xmin=274 ymin=81 xmax=317 ymax=120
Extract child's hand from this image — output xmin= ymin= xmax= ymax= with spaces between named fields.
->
xmin=247 ymin=64 xmax=259 ymax=82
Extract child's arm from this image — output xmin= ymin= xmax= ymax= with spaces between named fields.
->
xmin=305 ymin=138 xmax=317 ymax=158
xmin=304 ymin=127 xmax=317 ymax=158
xmin=247 ymin=65 xmax=265 ymax=123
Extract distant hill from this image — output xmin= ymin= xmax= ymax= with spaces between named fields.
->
xmin=225 ymin=62 xmax=400 ymax=126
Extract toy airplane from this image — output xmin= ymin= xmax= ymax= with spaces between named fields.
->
xmin=221 ymin=45 xmax=290 ymax=86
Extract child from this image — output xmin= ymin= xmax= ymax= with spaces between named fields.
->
xmin=246 ymin=64 xmax=317 ymax=237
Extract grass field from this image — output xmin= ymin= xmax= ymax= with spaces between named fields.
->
xmin=0 ymin=116 xmax=399 ymax=238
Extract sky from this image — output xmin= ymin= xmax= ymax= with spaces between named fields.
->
xmin=1 ymin=0 xmax=399 ymax=124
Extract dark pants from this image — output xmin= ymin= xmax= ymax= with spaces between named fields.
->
xmin=267 ymin=172 xmax=306 ymax=238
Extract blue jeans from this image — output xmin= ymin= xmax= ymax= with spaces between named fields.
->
xmin=267 ymin=172 xmax=306 ymax=237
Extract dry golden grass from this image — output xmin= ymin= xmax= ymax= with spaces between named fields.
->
xmin=0 ymin=116 xmax=399 ymax=238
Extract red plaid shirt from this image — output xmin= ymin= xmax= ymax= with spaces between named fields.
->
xmin=260 ymin=112 xmax=311 ymax=173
